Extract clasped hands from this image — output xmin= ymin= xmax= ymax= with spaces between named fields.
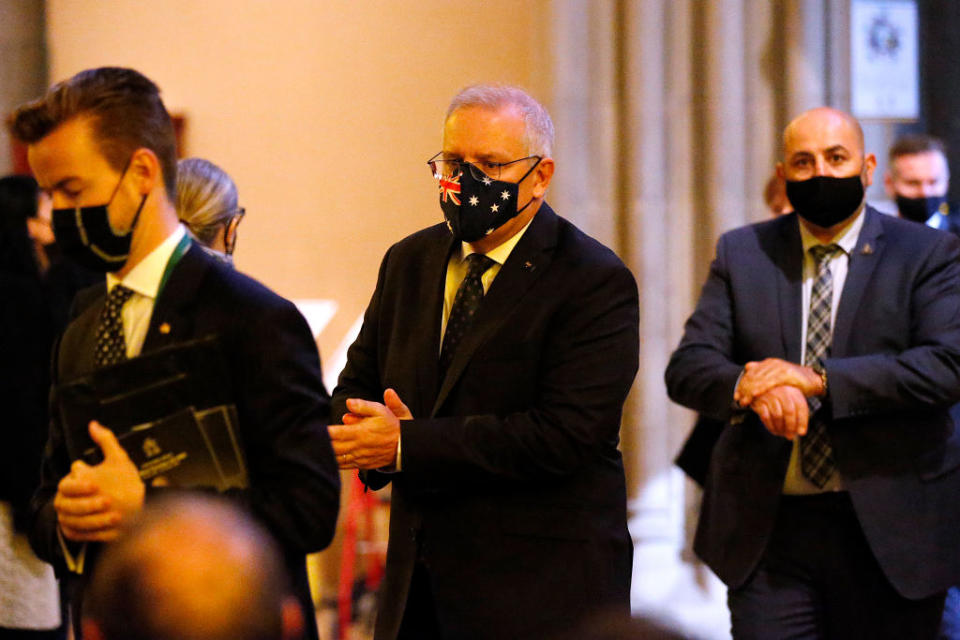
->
xmin=55 ymin=421 xmax=145 ymax=542
xmin=734 ymin=358 xmax=825 ymax=440
xmin=328 ymin=388 xmax=411 ymax=470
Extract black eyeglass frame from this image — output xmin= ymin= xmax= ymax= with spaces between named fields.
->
xmin=427 ymin=152 xmax=542 ymax=182
xmin=223 ymin=207 xmax=245 ymax=256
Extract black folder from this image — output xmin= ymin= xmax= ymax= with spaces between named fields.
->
xmin=56 ymin=335 xmax=247 ymax=490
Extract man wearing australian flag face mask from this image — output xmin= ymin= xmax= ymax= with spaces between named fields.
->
xmin=884 ymin=133 xmax=960 ymax=235
xmin=8 ymin=67 xmax=340 ymax=640
xmin=329 ymin=84 xmax=639 ymax=640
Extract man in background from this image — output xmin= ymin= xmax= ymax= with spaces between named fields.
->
xmin=667 ymin=107 xmax=960 ymax=638
xmin=885 ymin=133 xmax=959 ymax=233
xmin=83 ymin=494 xmax=304 ymax=640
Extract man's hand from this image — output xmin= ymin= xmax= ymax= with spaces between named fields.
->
xmin=750 ymin=385 xmax=810 ymax=440
xmin=328 ymin=389 xmax=411 ymax=470
xmin=54 ymin=421 xmax=145 ymax=542
xmin=735 ymin=358 xmax=823 ymax=407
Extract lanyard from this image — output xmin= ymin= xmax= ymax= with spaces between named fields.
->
xmin=157 ymin=234 xmax=192 ymax=297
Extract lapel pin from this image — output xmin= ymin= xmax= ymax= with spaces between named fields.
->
xmin=861 ymin=243 xmax=873 ymax=256
xmin=159 ymin=322 xmax=171 ymax=335
xmin=523 ymin=260 xmax=535 ymax=271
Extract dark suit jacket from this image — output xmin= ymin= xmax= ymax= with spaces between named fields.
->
xmin=30 ymin=244 xmax=340 ymax=634
xmin=333 ymin=204 xmax=639 ymax=640
xmin=665 ymin=207 xmax=960 ymax=599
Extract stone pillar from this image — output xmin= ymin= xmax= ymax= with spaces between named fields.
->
xmin=0 ymin=0 xmax=46 ymax=175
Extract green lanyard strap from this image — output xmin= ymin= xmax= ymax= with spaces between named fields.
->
xmin=157 ymin=234 xmax=192 ymax=297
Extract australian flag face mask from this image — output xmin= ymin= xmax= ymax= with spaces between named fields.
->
xmin=435 ymin=158 xmax=541 ymax=243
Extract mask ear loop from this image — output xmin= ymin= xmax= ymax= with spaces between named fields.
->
xmin=105 ymin=154 xmax=143 ymax=236
xmin=514 ymin=157 xmax=543 ymax=216
xmin=128 ymin=193 xmax=148 ymax=234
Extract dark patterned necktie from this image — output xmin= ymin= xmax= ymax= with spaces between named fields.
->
xmin=94 ymin=284 xmax=135 ymax=368
xmin=800 ymin=244 xmax=843 ymax=487
xmin=440 ymin=253 xmax=496 ymax=373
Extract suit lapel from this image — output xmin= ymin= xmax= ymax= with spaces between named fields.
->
xmin=415 ymin=233 xmax=458 ymax=417
xmin=61 ymin=289 xmax=106 ymax=380
xmin=430 ymin=204 xmax=558 ymax=417
xmin=832 ymin=207 xmax=884 ymax=357
xmin=140 ymin=245 xmax=209 ymax=353
xmin=776 ymin=217 xmax=804 ymax=363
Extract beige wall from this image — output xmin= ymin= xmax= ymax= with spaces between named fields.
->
xmin=45 ymin=0 xmax=552 ymax=367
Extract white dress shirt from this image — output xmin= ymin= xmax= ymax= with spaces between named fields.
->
xmin=106 ymin=224 xmax=187 ymax=358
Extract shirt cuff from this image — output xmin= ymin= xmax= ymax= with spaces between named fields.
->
xmin=377 ymin=433 xmax=402 ymax=473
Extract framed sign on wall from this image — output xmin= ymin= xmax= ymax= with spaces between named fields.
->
xmin=851 ymin=0 xmax=919 ymax=121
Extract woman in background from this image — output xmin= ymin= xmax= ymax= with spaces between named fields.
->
xmin=176 ymin=158 xmax=245 ymax=266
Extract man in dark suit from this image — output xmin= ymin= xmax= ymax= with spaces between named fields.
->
xmin=665 ymin=107 xmax=960 ymax=638
xmin=8 ymin=67 xmax=339 ymax=638
xmin=329 ymin=84 xmax=639 ymax=640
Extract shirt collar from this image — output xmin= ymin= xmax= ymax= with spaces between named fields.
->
xmin=106 ymin=224 xmax=187 ymax=299
xmin=460 ymin=217 xmax=535 ymax=266
xmin=798 ymin=204 xmax=866 ymax=257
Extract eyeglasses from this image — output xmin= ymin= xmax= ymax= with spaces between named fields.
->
xmin=224 ymin=207 xmax=245 ymax=256
xmin=427 ymin=152 xmax=541 ymax=182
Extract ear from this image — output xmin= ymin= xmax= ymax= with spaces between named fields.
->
xmin=775 ymin=162 xmax=786 ymax=181
xmin=883 ymin=169 xmax=895 ymax=198
xmin=280 ymin=596 xmax=305 ymax=640
xmin=82 ymin=619 xmax=105 ymax=640
xmin=127 ymin=147 xmax=163 ymax=196
xmin=863 ymin=152 xmax=877 ymax=187
xmin=532 ymin=157 xmax=555 ymax=199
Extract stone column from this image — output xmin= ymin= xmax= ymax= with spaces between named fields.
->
xmin=0 ymin=0 xmax=46 ymax=174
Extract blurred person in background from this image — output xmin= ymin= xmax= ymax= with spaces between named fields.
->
xmin=764 ymin=172 xmax=794 ymax=217
xmin=176 ymin=157 xmax=244 ymax=267
xmin=0 ymin=174 xmax=63 ymax=639
xmin=884 ymin=134 xmax=959 ymax=234
xmin=82 ymin=494 xmax=304 ymax=640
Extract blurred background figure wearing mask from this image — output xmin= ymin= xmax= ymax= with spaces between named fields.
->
xmin=884 ymin=134 xmax=959 ymax=234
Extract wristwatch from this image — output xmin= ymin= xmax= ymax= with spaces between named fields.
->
xmin=811 ymin=359 xmax=828 ymax=396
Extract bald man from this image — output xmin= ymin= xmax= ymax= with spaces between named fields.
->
xmin=82 ymin=494 xmax=304 ymax=640
xmin=666 ymin=107 xmax=960 ymax=638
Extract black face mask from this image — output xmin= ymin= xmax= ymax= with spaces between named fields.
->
xmin=895 ymin=194 xmax=947 ymax=223
xmin=437 ymin=159 xmax=541 ymax=242
xmin=51 ymin=163 xmax=147 ymax=273
xmin=785 ymin=175 xmax=865 ymax=228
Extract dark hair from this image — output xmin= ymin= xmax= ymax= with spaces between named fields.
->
xmin=889 ymin=133 xmax=947 ymax=162
xmin=7 ymin=67 xmax=177 ymax=201
xmin=0 ymin=174 xmax=40 ymax=278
